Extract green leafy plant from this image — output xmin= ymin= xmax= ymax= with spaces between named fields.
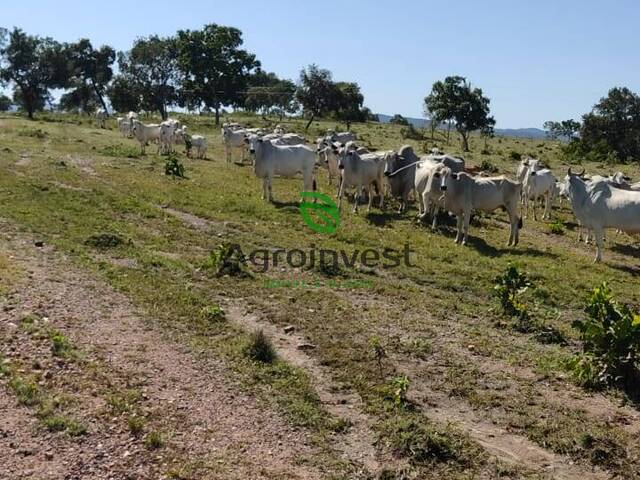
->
xmin=569 ymin=283 xmax=640 ymax=390
xmin=204 ymin=242 xmax=250 ymax=277
xmin=548 ymin=219 xmax=565 ymax=235
xmin=165 ymin=154 xmax=185 ymax=178
xmin=508 ymin=150 xmax=522 ymax=161
xmin=479 ymin=159 xmax=498 ymax=173
xmin=493 ymin=263 xmax=531 ymax=318
xmin=369 ymin=335 xmax=387 ymax=377
xmin=390 ymin=375 xmax=411 ymax=409
xmin=201 ymin=305 xmax=225 ymax=322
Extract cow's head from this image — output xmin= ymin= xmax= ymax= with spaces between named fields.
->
xmin=337 ymin=149 xmax=353 ymax=170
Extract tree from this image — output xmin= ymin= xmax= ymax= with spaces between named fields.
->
xmin=65 ymin=39 xmax=115 ymax=113
xmin=59 ymin=84 xmax=100 ymax=113
xmin=244 ymin=71 xmax=297 ymax=119
xmin=0 ymin=28 xmax=69 ymax=118
xmin=425 ymin=76 xmax=495 ymax=151
xmin=175 ymin=24 xmax=259 ymax=124
xmin=296 ymin=64 xmax=340 ymax=130
xmin=0 ymin=94 xmax=12 ymax=111
xmin=106 ymin=75 xmax=141 ymax=114
xmin=481 ymin=122 xmax=495 ymax=151
xmin=117 ymin=35 xmax=178 ymax=119
xmin=389 ymin=114 xmax=410 ymax=126
xmin=544 ymin=119 xmax=580 ymax=140
xmin=360 ymin=107 xmax=379 ymax=122
xmin=579 ymin=87 xmax=640 ymax=161
xmin=333 ymin=82 xmax=364 ymax=129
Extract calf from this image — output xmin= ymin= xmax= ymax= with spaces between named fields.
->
xmin=384 ymin=145 xmax=419 ymax=213
xmin=222 ymin=126 xmax=249 ymax=163
xmin=523 ymin=167 xmax=556 ymax=220
xmin=337 ymin=148 xmax=389 ymax=212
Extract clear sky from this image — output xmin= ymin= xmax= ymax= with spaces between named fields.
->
xmin=2 ymin=0 xmax=639 ymax=128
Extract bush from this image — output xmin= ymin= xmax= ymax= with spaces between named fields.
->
xmin=85 ymin=233 xmax=125 ymax=249
xmin=203 ymin=242 xmax=250 ymax=277
xmin=548 ymin=220 xmax=565 ymax=235
xmin=569 ymin=283 xmax=640 ymax=390
xmin=479 ymin=159 xmax=498 ymax=173
xmin=101 ymin=144 xmax=141 ymax=159
xmin=400 ymin=124 xmax=424 ymax=140
xmin=508 ymin=151 xmax=522 ymax=161
xmin=165 ymin=154 xmax=185 ymax=178
xmin=243 ymin=330 xmax=277 ymax=363
xmin=493 ymin=263 xmax=531 ymax=318
xmin=201 ymin=305 xmax=225 ymax=322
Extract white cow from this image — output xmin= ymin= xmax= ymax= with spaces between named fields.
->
xmin=439 ymin=168 xmax=522 ymax=246
xmin=189 ymin=135 xmax=207 ymax=159
xmin=159 ymin=120 xmax=179 ymax=154
xmin=95 ymin=108 xmax=107 ymax=128
xmin=271 ymin=133 xmax=305 ymax=146
xmin=415 ymin=160 xmax=449 ymax=227
xmin=564 ymin=168 xmax=640 ymax=262
xmin=522 ymin=167 xmax=556 ymax=220
xmin=246 ymin=137 xmax=316 ymax=202
xmin=116 ymin=117 xmax=130 ymax=137
xmin=274 ymin=124 xmax=286 ymax=135
xmin=222 ymin=126 xmax=249 ymax=163
xmin=131 ymin=119 xmax=161 ymax=154
xmin=336 ymin=148 xmax=390 ymax=212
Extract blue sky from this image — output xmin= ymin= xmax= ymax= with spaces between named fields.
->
xmin=3 ymin=0 xmax=639 ymax=128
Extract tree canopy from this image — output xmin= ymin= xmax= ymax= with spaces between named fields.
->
xmin=543 ymin=119 xmax=580 ymax=141
xmin=425 ymin=76 xmax=495 ymax=151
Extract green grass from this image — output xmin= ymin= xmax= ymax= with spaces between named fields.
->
xmin=1 ymin=111 xmax=640 ymax=477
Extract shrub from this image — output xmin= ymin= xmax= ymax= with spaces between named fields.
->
xmin=479 ymin=159 xmax=499 ymax=173
xmin=85 ymin=233 xmax=125 ymax=249
xmin=243 ymin=330 xmax=277 ymax=363
xmin=569 ymin=283 xmax=640 ymax=390
xmin=548 ymin=220 xmax=565 ymax=235
xmin=144 ymin=431 xmax=164 ymax=449
xmin=201 ymin=305 xmax=225 ymax=322
xmin=508 ymin=151 xmax=522 ymax=161
xmin=17 ymin=127 xmax=47 ymax=138
xmin=204 ymin=242 xmax=250 ymax=277
xmin=50 ymin=331 xmax=74 ymax=358
xmin=101 ymin=144 xmax=141 ymax=159
xmin=493 ymin=263 xmax=531 ymax=318
xmin=389 ymin=375 xmax=410 ymax=409
xmin=369 ymin=335 xmax=387 ymax=376
xmin=165 ymin=154 xmax=185 ymax=178
xmin=400 ymin=124 xmax=424 ymax=140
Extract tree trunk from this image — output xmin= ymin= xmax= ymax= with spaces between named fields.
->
xmin=214 ymin=107 xmax=220 ymax=126
xmin=460 ymin=131 xmax=469 ymax=152
xmin=91 ymin=80 xmax=108 ymax=114
xmin=446 ymin=121 xmax=451 ymax=143
xmin=305 ymin=113 xmax=315 ymax=131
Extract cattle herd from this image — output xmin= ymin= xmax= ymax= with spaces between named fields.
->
xmin=100 ymin=111 xmax=640 ymax=263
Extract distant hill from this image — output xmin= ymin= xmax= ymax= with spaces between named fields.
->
xmin=375 ymin=114 xmax=547 ymax=139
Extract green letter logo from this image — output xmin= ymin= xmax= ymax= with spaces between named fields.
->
xmin=299 ymin=192 xmax=340 ymax=234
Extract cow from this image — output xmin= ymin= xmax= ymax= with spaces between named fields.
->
xmin=336 ymin=148 xmax=390 ymax=212
xmin=95 ymin=108 xmax=107 ymax=128
xmin=439 ymin=168 xmax=522 ymax=246
xmin=117 ymin=117 xmax=130 ymax=137
xmin=384 ymin=145 xmax=419 ymax=213
xmin=222 ymin=126 xmax=249 ymax=163
xmin=564 ymin=168 xmax=640 ymax=262
xmin=274 ymin=124 xmax=286 ymax=135
xmin=131 ymin=119 xmax=161 ymax=154
xmin=271 ymin=133 xmax=305 ymax=146
xmin=246 ymin=136 xmax=316 ymax=202
xmin=316 ymin=144 xmax=341 ymax=188
xmin=522 ymin=167 xmax=556 ymax=220
xmin=187 ymin=135 xmax=207 ymax=159
xmin=159 ymin=120 xmax=179 ymax=154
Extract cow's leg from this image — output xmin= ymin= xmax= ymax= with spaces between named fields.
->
xmin=262 ymin=178 xmax=268 ymax=201
xmin=594 ymin=228 xmax=604 ymax=263
xmin=419 ymin=192 xmax=430 ymax=221
xmin=377 ymin=180 xmax=384 ymax=209
xmin=462 ymin=211 xmax=471 ymax=245
xmin=431 ymin=205 xmax=439 ymax=230
xmin=337 ymin=179 xmax=345 ymax=210
xmin=543 ymin=193 xmax=550 ymax=219
xmin=455 ymin=215 xmax=464 ymax=244
xmin=267 ymin=177 xmax=274 ymax=202
xmin=417 ymin=190 xmax=424 ymax=217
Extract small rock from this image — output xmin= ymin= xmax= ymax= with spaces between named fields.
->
xmin=284 ymin=325 xmax=295 ymax=334
xmin=297 ymin=343 xmax=317 ymax=351
xmin=34 ymin=241 xmax=45 ymax=248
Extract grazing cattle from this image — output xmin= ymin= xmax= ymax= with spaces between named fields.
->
xmin=246 ymin=136 xmax=316 ymax=202
xmin=188 ymin=135 xmax=207 ymax=159
xmin=316 ymin=145 xmax=341 ymax=188
xmin=564 ymin=168 xmax=640 ymax=262
xmin=432 ymin=153 xmax=465 ymax=173
xmin=274 ymin=124 xmax=286 ymax=135
xmin=222 ymin=122 xmax=242 ymax=130
xmin=131 ymin=119 xmax=161 ymax=154
xmin=117 ymin=117 xmax=130 ymax=137
xmin=95 ymin=108 xmax=107 ymax=128
xmin=384 ymin=145 xmax=419 ymax=213
xmin=271 ymin=133 xmax=305 ymax=146
xmin=337 ymin=148 xmax=390 ymax=212
xmin=522 ymin=167 xmax=556 ymax=220
xmin=159 ymin=121 xmax=178 ymax=154
xmin=222 ymin=126 xmax=249 ymax=163
xmin=439 ymin=168 xmax=522 ymax=246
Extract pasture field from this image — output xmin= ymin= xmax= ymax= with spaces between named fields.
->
xmin=1 ymin=112 xmax=640 ymax=479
